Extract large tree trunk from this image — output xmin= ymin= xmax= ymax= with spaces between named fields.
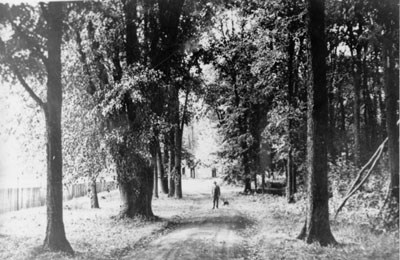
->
xmin=298 ymin=0 xmax=336 ymax=246
xmin=42 ymin=2 xmax=73 ymax=253
xmin=114 ymin=145 xmax=154 ymax=218
xmin=90 ymin=179 xmax=100 ymax=208
xmin=383 ymin=38 xmax=399 ymax=204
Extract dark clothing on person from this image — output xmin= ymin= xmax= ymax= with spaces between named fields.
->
xmin=212 ymin=184 xmax=221 ymax=209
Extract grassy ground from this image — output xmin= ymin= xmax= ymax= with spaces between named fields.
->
xmin=0 ymin=178 xmax=398 ymax=260
xmin=235 ymin=192 xmax=399 ymax=260
xmin=0 ymin=186 xmax=198 ymax=260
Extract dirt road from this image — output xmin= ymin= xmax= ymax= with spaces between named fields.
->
xmin=128 ymin=208 xmax=249 ymax=260
xmin=125 ymin=180 xmax=251 ymax=260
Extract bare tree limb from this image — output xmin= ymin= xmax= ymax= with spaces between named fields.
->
xmin=11 ymin=64 xmax=46 ymax=110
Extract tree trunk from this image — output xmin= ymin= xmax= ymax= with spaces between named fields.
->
xmin=337 ymin=81 xmax=348 ymax=159
xmin=42 ymin=2 xmax=73 ymax=254
xmin=261 ymin=170 xmax=265 ymax=193
xmin=362 ymin=52 xmax=372 ymax=155
xmin=174 ymin=129 xmax=183 ymax=198
xmin=123 ymin=0 xmax=140 ymax=65
xmin=353 ymin=60 xmax=362 ymax=167
xmin=153 ymin=149 xmax=158 ymax=199
xmin=168 ymin=135 xmax=175 ymax=197
xmin=243 ymin=135 xmax=252 ymax=193
xmin=174 ymin=94 xmax=183 ymax=199
xmin=90 ymin=179 xmax=99 ymax=208
xmin=378 ymin=88 xmax=387 ymax=138
xmin=327 ymin=80 xmax=337 ymax=160
xmin=383 ymin=38 xmax=399 ymax=204
xmin=298 ymin=0 xmax=336 ymax=246
xmin=286 ymin=147 xmax=295 ymax=203
xmin=157 ymin=141 xmax=168 ymax=194
xmin=253 ymin=173 xmax=257 ymax=191
xmin=244 ymin=177 xmax=251 ymax=193
xmin=249 ymin=112 xmax=262 ymax=193
xmin=286 ymin=31 xmax=295 ymax=203
xmin=114 ymin=146 xmax=154 ymax=218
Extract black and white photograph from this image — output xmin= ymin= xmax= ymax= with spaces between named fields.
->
xmin=0 ymin=0 xmax=398 ymax=259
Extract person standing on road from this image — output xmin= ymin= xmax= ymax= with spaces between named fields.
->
xmin=212 ymin=181 xmax=221 ymax=209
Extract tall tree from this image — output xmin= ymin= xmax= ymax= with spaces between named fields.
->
xmin=0 ymin=2 xmax=73 ymax=253
xmin=70 ymin=1 xmax=156 ymax=218
xmin=297 ymin=0 xmax=336 ymax=246
xmin=378 ymin=0 xmax=399 ymax=206
xmin=43 ymin=2 xmax=73 ymax=252
xmin=113 ymin=0 xmax=155 ymax=218
xmin=284 ymin=0 xmax=305 ymax=203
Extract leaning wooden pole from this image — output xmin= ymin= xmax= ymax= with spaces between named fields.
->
xmin=334 ymin=139 xmax=387 ymax=218
xmin=341 ymin=137 xmax=388 ymax=197
xmin=334 ymin=120 xmax=400 ymax=218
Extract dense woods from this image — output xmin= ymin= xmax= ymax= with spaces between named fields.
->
xmin=0 ymin=0 xmax=398 ymax=256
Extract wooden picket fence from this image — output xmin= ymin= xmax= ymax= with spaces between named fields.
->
xmin=0 ymin=181 xmax=116 ymax=214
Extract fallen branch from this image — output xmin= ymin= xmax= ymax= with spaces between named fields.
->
xmin=334 ymin=138 xmax=388 ymax=219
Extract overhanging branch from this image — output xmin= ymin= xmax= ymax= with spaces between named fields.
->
xmin=11 ymin=64 xmax=46 ymax=110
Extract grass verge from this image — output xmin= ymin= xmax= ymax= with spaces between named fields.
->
xmin=234 ymin=192 xmax=399 ymax=260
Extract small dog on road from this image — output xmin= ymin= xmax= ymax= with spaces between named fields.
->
xmin=222 ymin=200 xmax=229 ymax=206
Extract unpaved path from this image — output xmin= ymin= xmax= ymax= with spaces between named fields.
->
xmin=129 ymin=208 xmax=249 ymax=260
xmin=125 ymin=182 xmax=251 ymax=260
